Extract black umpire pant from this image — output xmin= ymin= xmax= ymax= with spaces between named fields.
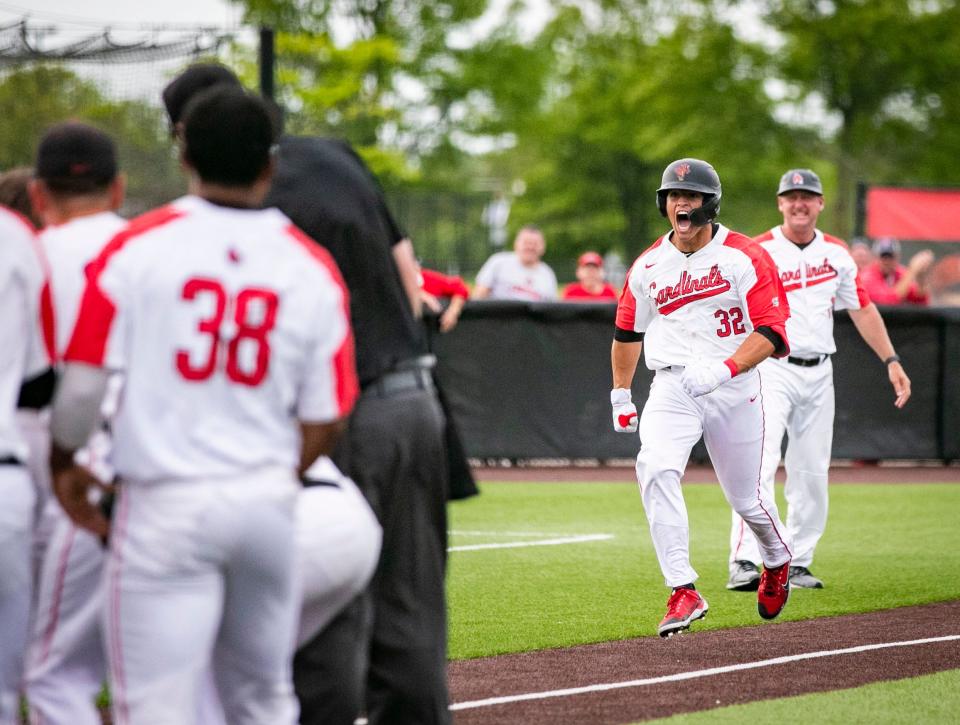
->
xmin=294 ymin=366 xmax=450 ymax=725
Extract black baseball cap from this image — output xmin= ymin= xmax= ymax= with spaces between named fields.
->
xmin=872 ymin=237 xmax=901 ymax=257
xmin=35 ymin=122 xmax=117 ymax=193
xmin=777 ymin=168 xmax=823 ymax=196
xmin=162 ymin=63 xmax=242 ymax=126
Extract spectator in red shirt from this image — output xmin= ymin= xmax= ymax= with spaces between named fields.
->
xmin=419 ymin=266 xmax=469 ymax=332
xmin=562 ymin=251 xmax=618 ymax=301
xmin=860 ymin=237 xmax=933 ymax=306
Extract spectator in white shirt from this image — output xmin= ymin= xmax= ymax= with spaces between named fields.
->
xmin=472 ymin=225 xmax=558 ymax=301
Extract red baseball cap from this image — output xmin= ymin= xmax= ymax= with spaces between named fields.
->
xmin=577 ymin=251 xmax=603 ymax=267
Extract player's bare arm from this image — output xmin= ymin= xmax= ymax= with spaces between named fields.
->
xmin=393 ymin=238 xmax=424 ymax=318
xmin=848 ymin=303 xmax=911 ymax=408
xmin=298 ymin=419 xmax=348 ymax=477
xmin=727 ymin=331 xmax=777 ymax=374
xmin=49 ymin=363 xmax=113 ymax=537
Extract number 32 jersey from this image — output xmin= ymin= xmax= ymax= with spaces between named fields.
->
xmin=616 ymin=224 xmax=790 ymax=370
xmin=64 ymin=195 xmax=358 ymax=482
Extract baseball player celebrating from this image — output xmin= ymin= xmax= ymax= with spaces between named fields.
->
xmin=21 ymin=122 xmax=128 ymax=725
xmin=48 ymin=86 xmax=357 ymax=724
xmin=612 ymin=158 xmax=793 ymax=637
xmin=726 ymin=169 xmax=911 ymax=591
xmin=0 ymin=204 xmax=49 ymax=725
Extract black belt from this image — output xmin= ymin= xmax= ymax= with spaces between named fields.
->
xmin=787 ymin=355 xmax=828 ymax=367
xmin=363 ymin=357 xmax=436 ymax=399
xmin=0 ymin=455 xmax=22 ymax=466
xmin=301 ymin=478 xmax=341 ymax=489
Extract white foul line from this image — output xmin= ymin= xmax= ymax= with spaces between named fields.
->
xmin=449 ymin=534 xmax=614 ymax=552
xmin=450 ymin=634 xmax=960 ymax=711
xmin=450 ymin=530 xmax=586 ymax=537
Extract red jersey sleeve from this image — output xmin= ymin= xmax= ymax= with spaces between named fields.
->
xmin=420 ymin=268 xmax=469 ymax=299
xmin=615 ymin=263 xmax=638 ymax=332
xmin=726 ymin=234 xmax=790 ymax=357
xmin=65 ymin=206 xmax=184 ymax=367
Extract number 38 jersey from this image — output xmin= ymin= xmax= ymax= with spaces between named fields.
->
xmin=64 ymin=195 xmax=358 ymax=483
xmin=616 ymin=224 xmax=790 ymax=370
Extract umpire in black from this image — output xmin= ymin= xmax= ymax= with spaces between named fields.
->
xmin=164 ymin=66 xmax=455 ymax=725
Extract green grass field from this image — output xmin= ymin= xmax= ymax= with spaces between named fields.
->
xmin=646 ymin=669 xmax=960 ymax=724
xmin=447 ymin=480 xmax=960 ymax=660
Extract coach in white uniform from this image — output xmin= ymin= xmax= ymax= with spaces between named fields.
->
xmin=0 ymin=205 xmax=49 ymax=725
xmin=48 ymin=87 xmax=358 ymax=724
xmin=726 ymin=169 xmax=911 ymax=591
xmin=612 ymin=158 xmax=793 ymax=638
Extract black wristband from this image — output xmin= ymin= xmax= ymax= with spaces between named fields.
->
xmin=884 ymin=354 xmax=901 ymax=366
xmin=614 ymin=327 xmax=644 ymax=343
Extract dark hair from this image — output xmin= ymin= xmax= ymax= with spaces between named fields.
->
xmin=180 ymin=86 xmax=277 ymax=187
xmin=0 ymin=167 xmax=40 ymax=226
xmin=35 ymin=122 xmax=117 ymax=195
xmin=162 ymin=63 xmax=242 ymax=126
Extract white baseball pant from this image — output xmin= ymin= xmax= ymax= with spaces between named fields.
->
xmin=295 ymin=465 xmax=382 ymax=646
xmin=0 ymin=464 xmax=35 ymax=725
xmin=730 ymin=357 xmax=833 ymax=570
xmin=25 ymin=425 xmax=116 ymax=725
xmin=104 ymin=469 xmax=300 ymax=725
xmin=16 ymin=409 xmax=54 ymax=585
xmin=25 ymin=514 xmax=106 ymax=725
xmin=636 ymin=366 xmax=792 ymax=587
xmin=177 ymin=457 xmax=383 ymax=725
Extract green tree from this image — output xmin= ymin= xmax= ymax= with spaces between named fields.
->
xmin=0 ymin=64 xmax=182 ymax=214
xmin=488 ymin=5 xmax=799 ymax=266
xmin=766 ymin=0 xmax=960 ymax=236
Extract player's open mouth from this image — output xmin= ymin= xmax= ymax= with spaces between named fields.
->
xmin=676 ymin=210 xmax=692 ymax=232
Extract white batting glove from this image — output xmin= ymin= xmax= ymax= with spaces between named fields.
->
xmin=680 ymin=360 xmax=735 ymax=398
xmin=610 ymin=388 xmax=638 ymax=433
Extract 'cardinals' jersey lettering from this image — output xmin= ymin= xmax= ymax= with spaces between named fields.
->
xmin=0 ymin=207 xmax=49 ymax=459
xmin=64 ymin=196 xmax=358 ymax=482
xmin=616 ymin=224 xmax=789 ymax=370
xmin=756 ymin=227 xmax=868 ymax=357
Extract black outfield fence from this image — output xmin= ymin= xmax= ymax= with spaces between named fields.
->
xmin=430 ymin=303 xmax=960 ymax=463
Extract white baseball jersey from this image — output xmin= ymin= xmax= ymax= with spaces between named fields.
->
xmin=616 ymin=224 xmax=790 ymax=369
xmin=0 ymin=207 xmax=49 ymax=460
xmin=475 ymin=251 xmax=558 ymax=301
xmin=64 ymin=195 xmax=358 ymax=482
xmin=41 ymin=211 xmax=127 ymax=358
xmin=755 ymin=227 xmax=870 ymax=357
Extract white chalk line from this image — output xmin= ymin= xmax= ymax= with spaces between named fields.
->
xmin=450 ymin=530 xmax=589 ymax=537
xmin=450 ymin=634 xmax=960 ymax=711
xmin=448 ymin=534 xmax=614 ymax=552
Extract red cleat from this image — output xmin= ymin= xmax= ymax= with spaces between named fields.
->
xmin=757 ymin=561 xmax=791 ymax=620
xmin=658 ymin=588 xmax=708 ymax=637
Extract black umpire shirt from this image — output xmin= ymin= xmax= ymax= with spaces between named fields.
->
xmin=265 ymin=135 xmax=427 ymax=386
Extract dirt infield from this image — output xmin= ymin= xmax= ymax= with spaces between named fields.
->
xmin=472 ymin=463 xmax=960 ymax=484
xmin=449 ymin=600 xmax=960 ymax=724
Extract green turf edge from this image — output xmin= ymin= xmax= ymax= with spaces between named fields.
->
xmin=447 ymin=481 xmax=960 ymax=660
xmin=640 ymin=668 xmax=960 ymax=724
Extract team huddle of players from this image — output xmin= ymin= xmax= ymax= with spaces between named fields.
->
xmin=0 ymin=63 xmax=915 ymax=725
xmin=1 ymin=84 xmax=386 ymax=724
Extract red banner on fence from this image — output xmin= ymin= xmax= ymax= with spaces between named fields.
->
xmin=866 ymin=187 xmax=960 ymax=241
